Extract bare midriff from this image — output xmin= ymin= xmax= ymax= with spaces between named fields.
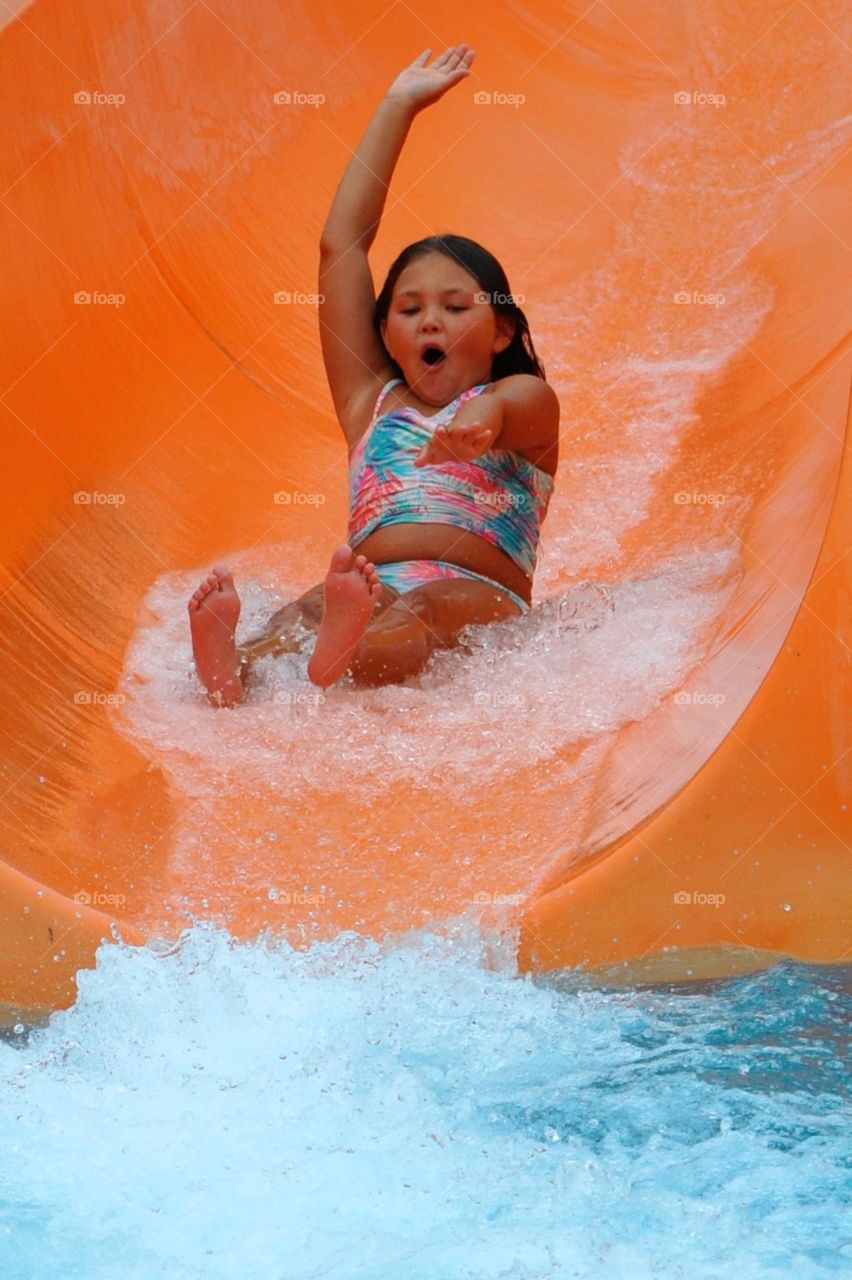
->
xmin=353 ymin=523 xmax=533 ymax=606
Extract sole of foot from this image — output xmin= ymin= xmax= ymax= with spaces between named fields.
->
xmin=307 ymin=545 xmax=383 ymax=689
xmin=188 ymin=564 xmax=244 ymax=707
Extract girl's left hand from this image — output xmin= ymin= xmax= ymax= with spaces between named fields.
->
xmin=386 ymin=46 xmax=475 ymax=112
xmin=414 ymin=420 xmax=497 ymax=467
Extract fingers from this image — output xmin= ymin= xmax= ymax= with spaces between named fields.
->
xmin=430 ymin=44 xmax=475 ymax=72
xmin=435 ymin=421 xmax=495 ymax=443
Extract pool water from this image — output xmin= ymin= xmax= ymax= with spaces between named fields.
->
xmin=1 ymin=924 xmax=849 ymax=1279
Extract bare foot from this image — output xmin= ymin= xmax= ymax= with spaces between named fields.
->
xmin=307 ymin=545 xmax=383 ymax=688
xmin=187 ymin=564 xmax=244 ymax=707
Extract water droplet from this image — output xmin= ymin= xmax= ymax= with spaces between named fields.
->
xmin=268 ymin=887 xmax=279 ymax=901
xmin=782 ymin=903 xmax=792 ymax=912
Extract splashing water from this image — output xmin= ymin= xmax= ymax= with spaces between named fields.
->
xmin=0 ymin=927 xmax=849 ymax=1279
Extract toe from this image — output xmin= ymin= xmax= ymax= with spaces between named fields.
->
xmin=330 ymin=545 xmax=354 ymax=572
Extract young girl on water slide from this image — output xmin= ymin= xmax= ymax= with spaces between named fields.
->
xmin=188 ymin=43 xmax=559 ymax=706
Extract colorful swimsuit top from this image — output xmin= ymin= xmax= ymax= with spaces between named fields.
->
xmin=347 ymin=378 xmax=554 ymax=579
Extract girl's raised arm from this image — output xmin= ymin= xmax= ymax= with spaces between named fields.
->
xmin=318 ymin=45 xmax=474 ymax=445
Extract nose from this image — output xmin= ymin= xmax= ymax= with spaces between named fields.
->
xmin=418 ymin=305 xmax=442 ymax=331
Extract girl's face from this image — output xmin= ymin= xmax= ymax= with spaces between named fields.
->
xmin=380 ymin=253 xmax=514 ymax=402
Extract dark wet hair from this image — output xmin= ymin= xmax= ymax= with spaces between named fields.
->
xmin=373 ymin=234 xmax=547 ymax=382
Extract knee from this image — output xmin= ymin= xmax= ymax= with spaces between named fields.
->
xmin=349 ymin=611 xmax=431 ymax=685
xmin=298 ymin=584 xmax=324 ymax=626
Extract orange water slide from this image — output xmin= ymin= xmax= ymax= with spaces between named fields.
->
xmin=1 ymin=0 xmax=850 ymax=1021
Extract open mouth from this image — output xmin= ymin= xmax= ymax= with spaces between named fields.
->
xmin=421 ymin=346 xmax=446 ymax=367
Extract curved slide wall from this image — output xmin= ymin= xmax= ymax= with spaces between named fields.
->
xmin=1 ymin=0 xmax=850 ymax=1019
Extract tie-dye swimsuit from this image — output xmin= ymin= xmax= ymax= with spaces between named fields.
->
xmin=347 ymin=378 xmax=554 ymax=613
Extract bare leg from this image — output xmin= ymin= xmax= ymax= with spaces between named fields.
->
xmin=345 ymin=577 xmax=522 ymax=688
xmin=307 ymin=546 xmax=384 ymax=688
xmin=187 ymin=565 xmax=244 ymax=707
xmin=188 ymin=561 xmax=399 ymax=707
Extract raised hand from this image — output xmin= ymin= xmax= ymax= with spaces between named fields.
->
xmin=386 ymin=45 xmax=475 ymax=111
xmin=414 ymin=419 xmax=497 ymax=468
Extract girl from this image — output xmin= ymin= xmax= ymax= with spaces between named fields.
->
xmin=188 ymin=44 xmax=559 ymax=706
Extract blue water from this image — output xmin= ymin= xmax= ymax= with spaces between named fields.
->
xmin=0 ymin=924 xmax=849 ymax=1280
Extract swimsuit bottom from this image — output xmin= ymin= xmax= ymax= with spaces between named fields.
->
xmin=373 ymin=559 xmax=529 ymax=614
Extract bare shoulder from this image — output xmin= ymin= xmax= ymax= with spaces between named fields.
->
xmin=487 ymin=375 xmax=560 ymax=476
xmin=489 ymin=374 xmax=560 ymax=419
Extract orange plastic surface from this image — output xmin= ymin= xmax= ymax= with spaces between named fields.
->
xmin=1 ymin=0 xmax=849 ymax=1019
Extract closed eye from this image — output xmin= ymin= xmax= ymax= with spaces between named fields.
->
xmin=398 ymin=305 xmax=468 ymax=314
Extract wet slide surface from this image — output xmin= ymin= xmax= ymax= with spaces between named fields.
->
xmin=1 ymin=0 xmax=850 ymax=1019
